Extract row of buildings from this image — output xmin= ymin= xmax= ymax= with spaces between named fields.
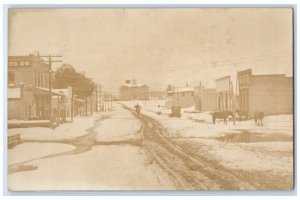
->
xmin=7 ymin=53 xmax=85 ymax=124
xmin=164 ymin=69 xmax=293 ymax=117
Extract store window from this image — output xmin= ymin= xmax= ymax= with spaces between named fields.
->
xmin=8 ymin=71 xmax=15 ymax=86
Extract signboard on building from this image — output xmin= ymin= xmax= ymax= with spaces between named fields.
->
xmin=8 ymin=61 xmax=31 ymax=67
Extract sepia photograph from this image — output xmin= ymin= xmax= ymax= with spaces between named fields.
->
xmin=6 ymin=7 xmax=294 ymax=191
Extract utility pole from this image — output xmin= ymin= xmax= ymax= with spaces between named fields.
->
xmin=95 ymin=85 xmax=98 ymax=113
xmin=234 ymin=71 xmax=239 ymax=125
xmin=98 ymin=84 xmax=103 ymax=112
xmin=236 ymin=71 xmax=239 ymax=111
xmin=177 ymin=87 xmax=180 ymax=107
xmin=144 ymin=92 xmax=146 ymax=108
xmin=104 ymin=93 xmax=107 ymax=112
xmin=95 ymin=84 xmax=103 ymax=112
xmin=100 ymin=85 xmax=102 ymax=112
xmin=110 ymin=94 xmax=112 ymax=109
xmin=71 ymin=86 xmax=74 ymax=121
xmin=108 ymin=93 xmax=110 ymax=110
xmin=49 ymin=55 xmax=52 ymax=128
xmin=199 ymin=81 xmax=202 ymax=111
xmin=90 ymin=95 xmax=93 ymax=115
xmin=57 ymin=95 xmax=60 ymax=125
xmin=85 ymin=96 xmax=88 ymax=116
xmin=41 ymin=54 xmax=62 ymax=129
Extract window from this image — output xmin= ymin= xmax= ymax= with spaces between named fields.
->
xmin=240 ymin=77 xmax=243 ymax=86
xmin=8 ymin=71 xmax=15 ymax=86
xmin=45 ymin=74 xmax=48 ymax=88
xmin=34 ymin=70 xmax=37 ymax=86
xmin=41 ymin=72 xmax=43 ymax=87
xmin=37 ymin=71 xmax=40 ymax=86
xmin=245 ymin=76 xmax=250 ymax=85
xmin=225 ymin=94 xmax=228 ymax=109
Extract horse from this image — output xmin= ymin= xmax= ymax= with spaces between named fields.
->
xmin=254 ymin=112 xmax=264 ymax=126
xmin=236 ymin=109 xmax=248 ymax=120
xmin=212 ymin=111 xmax=234 ymax=124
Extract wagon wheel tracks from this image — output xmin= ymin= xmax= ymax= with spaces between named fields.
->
xmin=122 ymin=104 xmax=257 ymax=190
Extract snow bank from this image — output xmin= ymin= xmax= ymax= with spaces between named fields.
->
xmin=178 ymin=138 xmax=293 ymax=174
xmin=8 ymin=145 xmax=175 ymax=191
xmin=8 ymin=142 xmax=75 ymax=165
xmin=8 ymin=115 xmax=97 ymax=141
xmin=96 ymin=104 xmax=141 ymax=142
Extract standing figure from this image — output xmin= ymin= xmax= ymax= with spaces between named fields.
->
xmin=135 ymin=104 xmax=142 ymax=115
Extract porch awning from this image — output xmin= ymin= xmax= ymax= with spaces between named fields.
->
xmin=30 ymin=87 xmax=66 ymax=96
xmin=74 ymin=98 xmax=84 ymax=103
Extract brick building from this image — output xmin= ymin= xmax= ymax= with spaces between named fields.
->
xmin=237 ymin=69 xmax=293 ymax=117
xmin=8 ymin=53 xmax=50 ymax=88
xmin=119 ymin=80 xmax=149 ymax=100
xmin=8 ymin=53 xmax=66 ymax=121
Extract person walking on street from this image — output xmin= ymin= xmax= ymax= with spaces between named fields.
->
xmin=135 ymin=103 xmax=142 ymax=115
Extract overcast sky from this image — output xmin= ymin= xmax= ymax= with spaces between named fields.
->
xmin=8 ymin=8 xmax=293 ymax=94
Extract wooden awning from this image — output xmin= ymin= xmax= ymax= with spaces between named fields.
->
xmin=26 ymin=86 xmax=66 ymax=96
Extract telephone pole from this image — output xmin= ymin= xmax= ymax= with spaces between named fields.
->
xmin=90 ymin=95 xmax=93 ymax=115
xmin=95 ymin=85 xmax=98 ymax=113
xmin=177 ymin=87 xmax=180 ymax=107
xmin=96 ymin=83 xmax=103 ymax=113
xmin=40 ymin=55 xmax=62 ymax=128
xmin=104 ymin=92 xmax=106 ymax=112
xmin=110 ymin=94 xmax=112 ymax=109
xmin=71 ymin=86 xmax=74 ymax=120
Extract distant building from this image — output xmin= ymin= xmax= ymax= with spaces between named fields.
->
xmin=165 ymin=87 xmax=195 ymax=109
xmin=215 ymin=76 xmax=235 ymax=111
xmin=237 ymin=69 xmax=293 ymax=117
xmin=149 ymin=90 xmax=167 ymax=100
xmin=194 ymin=84 xmax=217 ymax=112
xmin=119 ymin=80 xmax=149 ymax=100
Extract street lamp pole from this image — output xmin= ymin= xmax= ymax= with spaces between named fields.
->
xmin=71 ymin=85 xmax=74 ymax=121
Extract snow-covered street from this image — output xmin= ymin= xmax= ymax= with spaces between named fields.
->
xmin=8 ymin=103 xmax=176 ymax=191
xmin=8 ymin=100 xmax=294 ymax=190
xmin=121 ymin=100 xmax=294 ymax=189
